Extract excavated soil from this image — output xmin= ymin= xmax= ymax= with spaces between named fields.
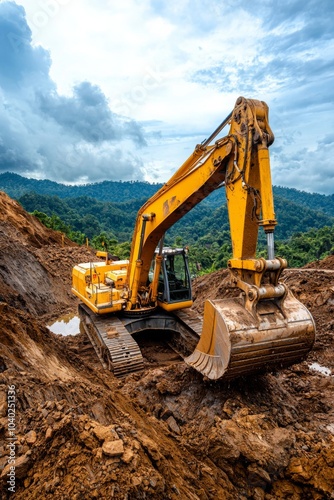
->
xmin=0 ymin=191 xmax=334 ymax=499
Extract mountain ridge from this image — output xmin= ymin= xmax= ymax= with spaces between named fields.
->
xmin=1 ymin=171 xmax=334 ymax=217
xmin=1 ymin=171 xmax=333 ymax=270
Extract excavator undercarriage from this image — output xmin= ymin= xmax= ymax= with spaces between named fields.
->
xmin=72 ymin=97 xmax=316 ymax=381
xmin=77 ymin=266 xmax=315 ymax=380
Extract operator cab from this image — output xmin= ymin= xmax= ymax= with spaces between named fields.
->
xmin=155 ymin=247 xmax=192 ymax=311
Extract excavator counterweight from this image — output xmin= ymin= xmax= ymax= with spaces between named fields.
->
xmin=72 ymin=97 xmax=315 ymax=380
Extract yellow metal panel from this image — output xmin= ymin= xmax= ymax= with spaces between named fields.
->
xmin=158 ymin=300 xmax=193 ymax=312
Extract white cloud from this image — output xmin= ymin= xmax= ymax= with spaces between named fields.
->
xmin=0 ymin=0 xmax=333 ymax=192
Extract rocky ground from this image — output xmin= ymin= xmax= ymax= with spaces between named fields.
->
xmin=0 ymin=191 xmax=334 ymax=499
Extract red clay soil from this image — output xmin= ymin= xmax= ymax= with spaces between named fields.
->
xmin=0 ymin=191 xmax=333 ymax=499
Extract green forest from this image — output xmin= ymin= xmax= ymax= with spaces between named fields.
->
xmin=1 ymin=172 xmax=334 ymax=273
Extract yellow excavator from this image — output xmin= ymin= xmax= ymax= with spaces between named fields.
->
xmin=72 ymin=97 xmax=315 ymax=380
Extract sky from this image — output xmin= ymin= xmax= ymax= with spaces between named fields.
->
xmin=0 ymin=1 xmax=333 ymax=194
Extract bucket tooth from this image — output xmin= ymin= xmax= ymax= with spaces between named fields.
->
xmin=185 ymin=350 xmax=226 ymax=380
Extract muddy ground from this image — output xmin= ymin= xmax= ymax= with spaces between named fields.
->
xmin=0 ymin=191 xmax=334 ymax=499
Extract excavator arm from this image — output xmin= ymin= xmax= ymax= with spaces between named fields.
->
xmin=127 ymin=97 xmax=276 ymax=309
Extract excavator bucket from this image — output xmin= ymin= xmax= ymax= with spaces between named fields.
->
xmin=185 ymin=292 xmax=316 ymax=380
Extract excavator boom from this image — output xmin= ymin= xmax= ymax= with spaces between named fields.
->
xmin=72 ymin=97 xmax=315 ymax=380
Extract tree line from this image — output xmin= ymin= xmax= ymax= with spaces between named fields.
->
xmin=23 ymin=190 xmax=334 ymax=274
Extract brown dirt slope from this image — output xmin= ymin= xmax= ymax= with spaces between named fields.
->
xmin=0 ymin=191 xmax=334 ymax=499
xmin=0 ymin=192 xmax=96 ymax=319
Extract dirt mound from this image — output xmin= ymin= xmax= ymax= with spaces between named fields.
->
xmin=191 ymin=268 xmax=238 ymax=315
xmin=305 ymin=254 xmax=334 ymax=270
xmin=0 ymin=192 xmax=66 ymax=248
xmin=1 ymin=193 xmax=334 ymax=499
xmin=0 ymin=191 xmax=96 ymax=319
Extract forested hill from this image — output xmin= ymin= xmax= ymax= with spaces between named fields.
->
xmin=1 ymin=172 xmax=334 ymax=217
xmin=17 ymin=190 xmax=334 ymax=244
xmin=1 ymin=172 xmax=333 ymax=269
xmin=0 ymin=172 xmax=160 ymax=202
xmin=273 ymin=186 xmax=334 ymax=217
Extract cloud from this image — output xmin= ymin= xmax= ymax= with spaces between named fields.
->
xmin=38 ymin=81 xmax=144 ymax=145
xmin=271 ymin=136 xmax=334 ymax=195
xmin=0 ymin=1 xmax=146 ymax=183
xmin=1 ymin=0 xmax=334 ymax=193
xmin=0 ymin=2 xmax=54 ymax=97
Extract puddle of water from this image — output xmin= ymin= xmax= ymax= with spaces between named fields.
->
xmin=309 ymin=362 xmax=332 ymax=377
xmin=48 ymin=313 xmax=80 ymax=336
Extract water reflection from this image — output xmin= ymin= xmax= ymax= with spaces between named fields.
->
xmin=309 ymin=362 xmax=332 ymax=377
xmin=48 ymin=313 xmax=80 ymax=336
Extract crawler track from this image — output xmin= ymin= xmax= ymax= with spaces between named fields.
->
xmin=79 ymin=304 xmax=202 ymax=377
xmin=78 ymin=304 xmax=144 ymax=377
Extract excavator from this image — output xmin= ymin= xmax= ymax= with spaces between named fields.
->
xmin=72 ymin=97 xmax=316 ymax=380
